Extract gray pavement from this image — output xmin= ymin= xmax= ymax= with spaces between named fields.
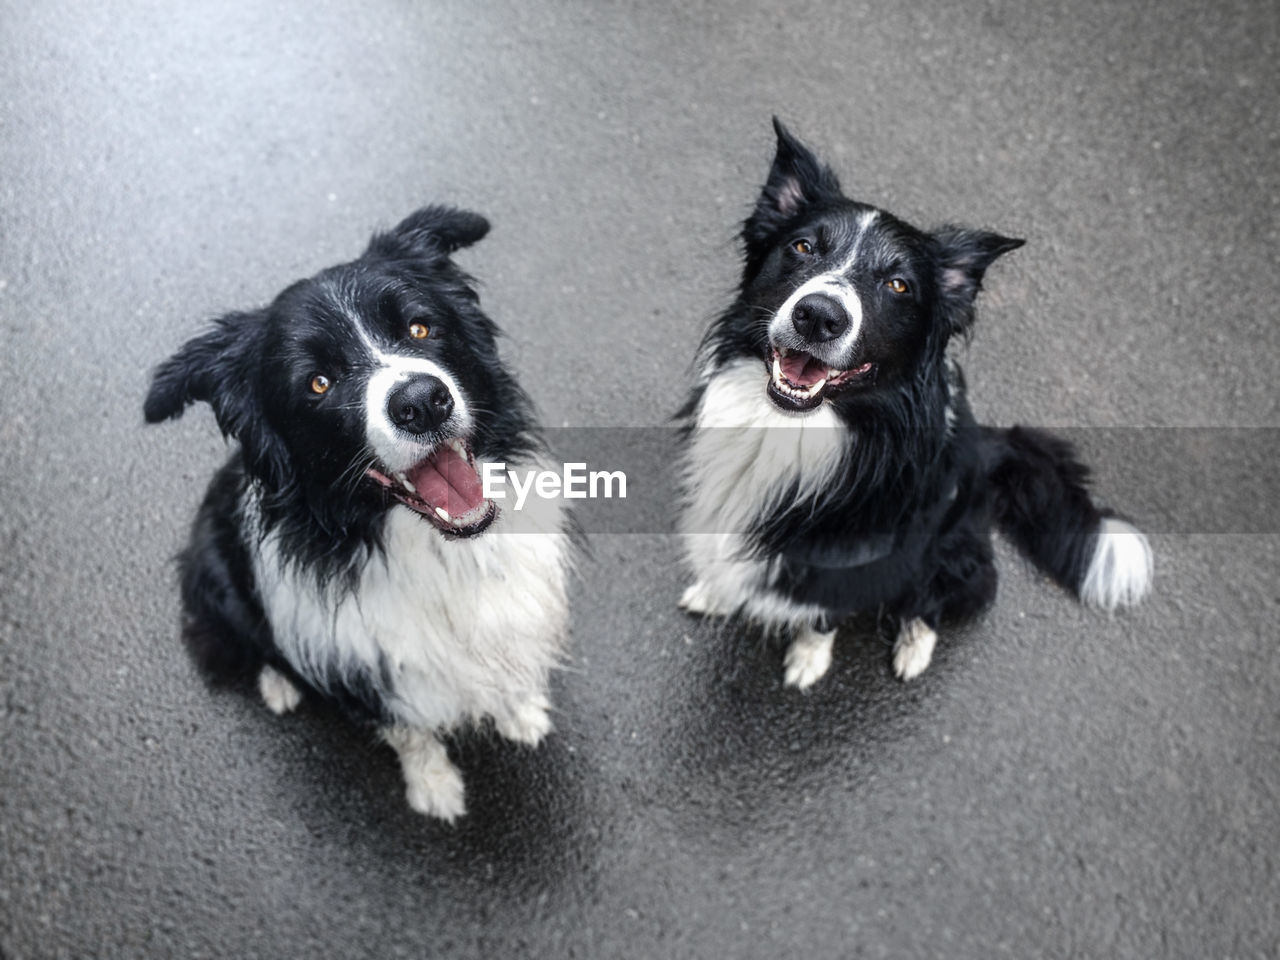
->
xmin=2 ymin=1 xmax=1279 ymax=957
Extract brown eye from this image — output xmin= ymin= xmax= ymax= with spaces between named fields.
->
xmin=310 ymin=374 xmax=331 ymax=395
xmin=409 ymin=322 xmax=430 ymax=340
xmin=886 ymin=278 xmax=909 ymax=294
xmin=792 ymin=239 xmax=813 ymax=255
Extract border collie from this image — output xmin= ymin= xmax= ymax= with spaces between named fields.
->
xmin=145 ymin=206 xmax=572 ymax=820
xmin=678 ymin=120 xmax=1152 ymax=689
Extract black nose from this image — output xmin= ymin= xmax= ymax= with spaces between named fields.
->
xmin=791 ymin=294 xmax=849 ymax=343
xmin=388 ymin=375 xmax=454 ymax=435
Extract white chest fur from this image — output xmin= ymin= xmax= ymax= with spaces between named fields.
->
xmin=249 ymin=492 xmax=571 ymax=732
xmin=679 ymin=358 xmax=849 ymax=629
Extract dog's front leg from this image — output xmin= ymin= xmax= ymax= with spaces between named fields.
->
xmin=382 ymin=726 xmax=466 ymax=822
xmin=494 ymin=691 xmax=554 ymax=747
xmin=783 ymin=624 xmax=837 ymax=690
xmin=257 ymin=665 xmax=303 ymax=715
xmin=892 ymin=617 xmax=938 ymax=681
xmin=678 ymin=579 xmax=728 ymax=617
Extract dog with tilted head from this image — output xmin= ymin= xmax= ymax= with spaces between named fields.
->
xmin=145 ymin=206 xmax=573 ymax=820
xmin=678 ymin=120 xmax=1152 ymax=689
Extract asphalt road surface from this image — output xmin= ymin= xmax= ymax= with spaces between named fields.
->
xmin=2 ymin=1 xmax=1278 ymax=957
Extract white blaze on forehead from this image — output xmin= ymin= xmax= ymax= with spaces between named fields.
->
xmin=769 ymin=209 xmax=881 ymax=357
xmin=836 ymin=209 xmax=881 ymax=275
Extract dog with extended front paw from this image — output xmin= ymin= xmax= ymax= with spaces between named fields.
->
xmin=679 ymin=120 xmax=1151 ymax=688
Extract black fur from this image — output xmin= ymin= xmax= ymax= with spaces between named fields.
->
xmin=987 ymin=425 xmax=1111 ymax=596
xmin=684 ymin=120 xmax=1147 ymax=644
xmin=146 ymin=205 xmax=539 ymax=701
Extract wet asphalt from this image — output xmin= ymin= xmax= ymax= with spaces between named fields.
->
xmin=2 ymin=1 xmax=1279 ymax=957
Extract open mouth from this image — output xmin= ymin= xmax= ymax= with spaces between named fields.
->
xmin=766 ymin=345 xmax=875 ymax=411
xmin=366 ymin=438 xmax=497 ymax=537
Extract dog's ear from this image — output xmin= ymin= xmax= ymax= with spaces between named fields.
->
xmin=366 ymin=205 xmax=491 ymax=261
xmin=145 ymin=310 xmax=291 ymax=487
xmin=744 ymin=118 xmax=844 ymax=249
xmin=931 ymin=227 xmax=1025 ymax=336
xmin=145 ymin=311 xmax=259 ymax=425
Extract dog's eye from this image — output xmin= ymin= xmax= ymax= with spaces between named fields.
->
xmin=886 ymin=278 xmax=910 ymax=295
xmin=310 ymin=374 xmax=332 ymax=395
xmin=792 ymin=239 xmax=813 ymax=255
xmin=408 ymin=322 xmax=430 ymax=340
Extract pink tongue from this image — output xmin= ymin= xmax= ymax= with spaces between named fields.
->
xmin=780 ymin=351 xmax=827 ymax=387
xmin=407 ymin=446 xmax=486 ymax=516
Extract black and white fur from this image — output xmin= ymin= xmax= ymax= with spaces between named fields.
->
xmin=679 ymin=120 xmax=1152 ymax=689
xmin=145 ymin=206 xmax=572 ymax=820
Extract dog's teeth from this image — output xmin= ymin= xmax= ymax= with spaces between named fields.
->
xmin=772 ymin=356 xmax=783 ymax=383
xmin=401 ymin=478 xmax=416 ymax=493
xmin=811 ymin=378 xmax=826 ymax=393
xmin=434 ymin=506 xmax=450 ymax=521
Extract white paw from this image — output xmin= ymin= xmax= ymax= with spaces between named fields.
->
xmin=496 ymin=694 xmax=554 ymax=747
xmin=258 ymin=665 xmax=302 ymax=715
xmin=1081 ymin=517 xmax=1153 ymax=611
xmin=893 ymin=619 xmax=937 ymax=682
xmin=679 ymin=580 xmax=723 ymax=617
xmin=404 ymin=760 xmax=467 ymax=822
xmin=783 ymin=628 xmax=836 ymax=690
xmin=384 ymin=728 xmax=468 ymax=822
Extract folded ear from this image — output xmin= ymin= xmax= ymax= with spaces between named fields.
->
xmin=144 ymin=311 xmax=258 ymax=424
xmin=932 ymin=228 xmax=1025 ymax=336
xmin=365 ymin=205 xmax=491 ymax=261
xmin=743 ymin=118 xmax=844 ymax=250
xmin=145 ymin=309 xmax=269 ymax=448
xmin=145 ymin=310 xmax=290 ymax=487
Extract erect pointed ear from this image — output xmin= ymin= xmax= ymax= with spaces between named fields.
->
xmin=365 ymin=205 xmax=491 ymax=261
xmin=743 ymin=118 xmax=844 ymax=249
xmin=144 ymin=311 xmax=261 ymax=425
xmin=932 ymin=228 xmax=1025 ymax=336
